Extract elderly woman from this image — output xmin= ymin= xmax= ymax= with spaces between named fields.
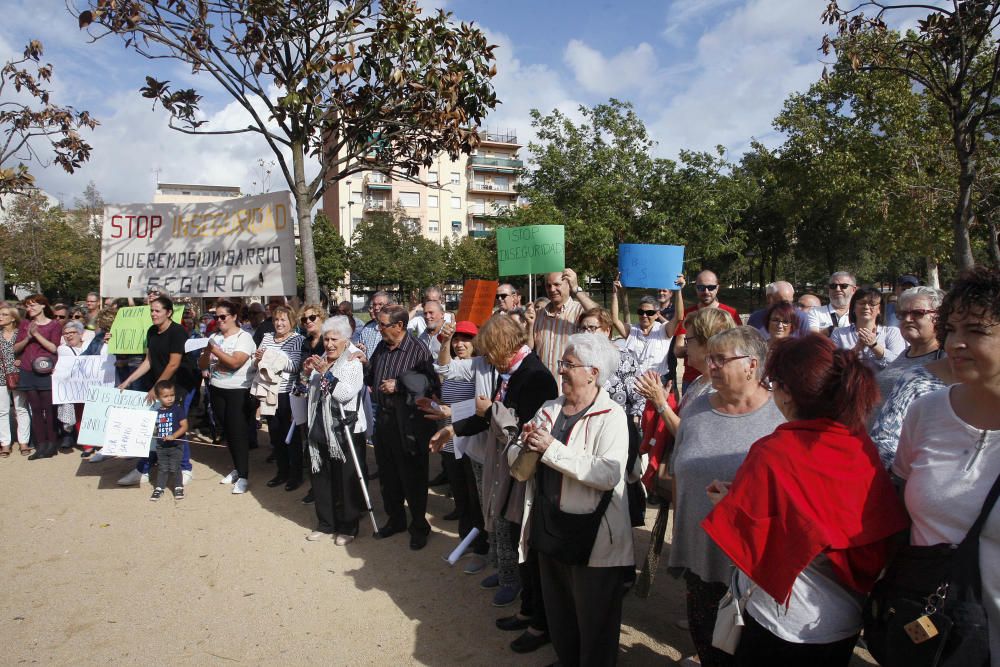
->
xmin=578 ymin=307 xmax=644 ymax=418
xmin=430 ymin=314 xmax=557 ymax=653
xmin=889 ymin=266 xmax=1000 ymax=662
xmin=298 ymin=303 xmax=327 ymax=359
xmin=303 ymin=316 xmax=367 ymax=544
xmin=515 ymin=333 xmax=633 ymax=666
xmin=764 ymin=301 xmax=800 ymax=350
xmin=669 ymin=326 xmax=784 ymax=667
xmin=830 ymin=287 xmax=906 ymax=372
xmin=254 ymin=305 xmax=305 ymax=491
xmin=611 ymin=277 xmax=685 ymax=376
xmin=55 ymin=320 xmax=88 ymax=451
xmin=873 ymin=285 xmax=946 ymax=411
xmin=199 ymin=300 xmax=257 ymax=494
xmin=0 ymin=305 xmax=30 ymax=456
xmin=703 ymin=335 xmax=907 ymax=665
xmin=14 ymin=295 xmax=62 ymax=460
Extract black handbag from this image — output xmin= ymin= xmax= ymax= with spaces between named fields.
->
xmin=625 ymin=417 xmax=646 ymax=527
xmin=863 ymin=471 xmax=1000 ymax=667
xmin=529 ymin=466 xmax=613 ymax=566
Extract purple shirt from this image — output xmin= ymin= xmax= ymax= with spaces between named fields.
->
xmin=15 ymin=319 xmax=62 ymax=369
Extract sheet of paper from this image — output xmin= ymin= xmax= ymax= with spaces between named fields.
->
xmin=184 ymin=337 xmax=211 ymax=353
xmin=100 ymin=407 xmax=156 ymax=457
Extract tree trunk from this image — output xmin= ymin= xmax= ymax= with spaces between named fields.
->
xmin=952 ymin=138 xmax=977 ymax=271
xmin=291 ymin=142 xmax=320 ymax=303
xmin=986 ymin=216 xmax=1000 ymax=269
xmin=925 ymin=256 xmax=940 ymax=289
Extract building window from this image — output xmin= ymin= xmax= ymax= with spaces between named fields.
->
xmin=398 ymin=191 xmax=420 ymax=208
xmin=450 ymin=196 xmax=462 ymax=209
xmin=470 ymin=198 xmax=485 ymax=215
xmin=429 ymin=220 xmax=439 ymax=233
xmin=428 ymin=195 xmax=439 ymax=209
xmin=451 ymin=220 xmax=462 ymax=233
xmin=450 ymin=171 xmax=461 ymax=185
xmin=429 ymin=170 xmax=438 ymax=183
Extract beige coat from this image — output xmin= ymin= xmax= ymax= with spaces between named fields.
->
xmin=511 ymin=389 xmax=635 ymax=568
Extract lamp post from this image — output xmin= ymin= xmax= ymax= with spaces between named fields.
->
xmin=345 ymin=180 xmax=353 ymax=246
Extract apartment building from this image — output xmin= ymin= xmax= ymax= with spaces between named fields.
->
xmin=154 ymin=182 xmax=242 ymax=204
xmin=321 ymin=129 xmax=522 ymax=244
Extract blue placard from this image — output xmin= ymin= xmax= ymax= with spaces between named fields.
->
xmin=618 ymin=244 xmax=686 ymax=289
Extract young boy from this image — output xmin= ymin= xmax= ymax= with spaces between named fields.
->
xmin=151 ymin=380 xmax=189 ymax=501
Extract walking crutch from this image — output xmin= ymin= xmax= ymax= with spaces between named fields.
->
xmin=336 ymin=402 xmax=379 ymax=535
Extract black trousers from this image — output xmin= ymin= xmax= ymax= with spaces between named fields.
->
xmin=736 ymin=613 xmax=858 ymax=667
xmin=211 ymin=387 xmax=252 ymax=480
xmin=441 ymin=452 xmax=488 ymax=553
xmin=373 ymin=410 xmax=429 ymax=536
xmin=266 ymin=393 xmax=302 ymax=482
xmin=538 ymin=554 xmax=627 ymax=667
xmin=518 ymin=542 xmax=547 ymax=632
xmin=684 ymin=570 xmax=735 ymax=667
xmin=313 ymin=430 xmax=367 ymax=536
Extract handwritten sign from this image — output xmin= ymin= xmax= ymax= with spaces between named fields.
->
xmin=496 ymin=225 xmax=564 ymax=276
xmin=107 ymin=305 xmax=184 ymax=355
xmin=101 ymin=407 xmax=157 ymax=457
xmin=101 ymin=191 xmax=296 ymax=297
xmin=52 ymin=355 xmax=117 ymax=405
xmin=456 ymin=279 xmax=499 ymax=327
xmin=78 ymin=386 xmax=153 ymax=446
xmin=618 ymin=244 xmax=686 ymax=290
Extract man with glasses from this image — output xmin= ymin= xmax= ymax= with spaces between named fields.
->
xmin=495 ymin=284 xmax=521 ymax=314
xmin=806 ymin=271 xmax=856 ymax=335
xmin=747 ymin=281 xmax=795 ymax=335
xmin=673 ymin=270 xmax=743 ymax=391
xmin=353 ymin=290 xmax=393 ymax=358
xmin=527 ymin=268 xmax=598 ymax=380
xmin=365 ymin=305 xmax=439 ymax=550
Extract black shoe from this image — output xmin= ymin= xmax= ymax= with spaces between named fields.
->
xmin=510 ymin=630 xmax=550 ymax=654
xmin=374 ymin=523 xmax=404 ymax=540
xmin=300 ymin=490 xmax=315 ymax=505
xmin=428 ymin=471 xmax=448 ymax=487
xmin=284 ymin=479 xmax=302 ymax=492
xmin=646 ymin=493 xmax=661 ymax=507
xmin=409 ymin=533 xmax=428 ymax=550
xmin=28 ymin=442 xmax=54 ymax=460
xmin=366 ymin=470 xmax=379 ymax=481
xmin=266 ymin=476 xmax=287 ymax=488
xmin=442 ymin=509 xmax=461 ymax=521
xmin=496 ymin=615 xmax=531 ymax=632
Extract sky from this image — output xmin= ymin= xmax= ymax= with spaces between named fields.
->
xmin=1 ymin=0 xmax=838 ymax=207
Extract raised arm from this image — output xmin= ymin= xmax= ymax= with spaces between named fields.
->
xmin=610 ymin=279 xmax=630 ymax=339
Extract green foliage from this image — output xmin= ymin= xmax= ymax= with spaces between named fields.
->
xmin=443 ymin=235 xmax=496 ymax=280
xmin=296 ymin=212 xmax=347 ymax=294
xmin=348 ymin=207 xmax=445 ymax=294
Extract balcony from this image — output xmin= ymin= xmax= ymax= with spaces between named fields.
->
xmin=364 ymin=173 xmax=392 ymax=190
xmin=469 ymin=155 xmax=523 ymax=172
xmin=364 ymin=198 xmax=390 ymax=211
xmin=468 ymin=230 xmax=491 ymax=239
xmin=468 ymin=181 xmax=517 ymax=195
xmin=477 ymin=130 xmax=519 ymax=146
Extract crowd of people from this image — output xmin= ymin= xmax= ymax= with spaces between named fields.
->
xmin=1 ymin=264 xmax=998 ymax=667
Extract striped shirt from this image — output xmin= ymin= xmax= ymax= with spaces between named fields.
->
xmin=533 ymin=299 xmax=583 ymax=380
xmin=258 ymin=332 xmax=304 ymax=393
xmin=365 ymin=333 xmax=434 ymax=407
xmin=439 ymin=376 xmax=475 ymax=453
xmin=353 ymin=320 xmax=382 ymax=359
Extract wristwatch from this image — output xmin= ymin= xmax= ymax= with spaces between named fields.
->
xmin=573 ymin=286 xmax=584 ymax=295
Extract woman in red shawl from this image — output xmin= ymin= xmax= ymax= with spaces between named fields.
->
xmin=703 ymin=334 xmax=908 ymax=666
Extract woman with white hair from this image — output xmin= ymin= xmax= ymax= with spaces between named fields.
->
xmin=303 ymin=316 xmax=367 ymax=544
xmin=669 ymin=326 xmax=784 ymax=667
xmin=56 ymin=319 xmax=87 ymax=451
xmin=515 ymin=333 xmax=634 ymax=666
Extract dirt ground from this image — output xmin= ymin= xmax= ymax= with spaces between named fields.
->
xmin=0 ymin=433 xmax=876 ymax=666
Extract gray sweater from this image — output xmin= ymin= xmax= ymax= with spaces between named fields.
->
xmin=668 ymin=392 xmax=785 ymax=584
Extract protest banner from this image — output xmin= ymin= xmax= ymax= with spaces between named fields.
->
xmin=618 ymin=244 xmax=686 ymax=290
xmin=107 ymin=305 xmax=184 ymax=355
xmin=455 ymin=279 xmax=498 ymax=326
xmin=100 ymin=407 xmax=157 ymax=457
xmin=101 ymin=191 xmax=296 ymax=297
xmin=496 ymin=225 xmax=564 ymax=276
xmin=52 ymin=355 xmax=117 ymax=405
xmin=78 ymin=386 xmax=153 ymax=446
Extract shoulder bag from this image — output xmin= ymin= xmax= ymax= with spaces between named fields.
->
xmin=712 ymin=568 xmax=756 ymax=654
xmin=862 ymin=471 xmax=1000 ymax=667
xmin=529 ymin=465 xmax=613 ymax=566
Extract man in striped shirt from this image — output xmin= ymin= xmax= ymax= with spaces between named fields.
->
xmin=353 ymin=290 xmax=392 ymax=358
xmin=529 ymin=268 xmax=598 ymax=382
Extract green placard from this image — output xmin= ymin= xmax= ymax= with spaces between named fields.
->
xmin=108 ymin=306 xmax=184 ymax=355
xmin=496 ymin=225 xmax=565 ymax=277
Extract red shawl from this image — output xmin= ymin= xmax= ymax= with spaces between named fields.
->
xmin=702 ymin=418 xmax=909 ymax=605
xmin=639 ymin=393 xmax=678 ymax=491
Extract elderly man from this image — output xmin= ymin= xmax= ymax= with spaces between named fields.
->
xmin=353 ymin=290 xmax=392 ymax=357
xmin=806 ymin=271 xmax=857 ymax=335
xmin=407 ymin=286 xmax=454 ymax=336
xmin=84 ymin=292 xmax=100 ymax=330
xmin=747 ymin=281 xmax=795 ymax=334
xmin=417 ymin=300 xmax=446 ymax=356
xmin=797 ymin=293 xmax=822 ymax=313
xmin=366 ymin=305 xmax=439 ymax=550
xmin=495 ymin=283 xmax=522 ymax=313
xmin=884 ymin=274 xmax=920 ymax=327
xmin=673 ymin=270 xmax=743 ymax=390
xmin=526 ymin=268 xmax=598 ymax=379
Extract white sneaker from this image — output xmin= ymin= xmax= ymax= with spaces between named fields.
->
xmin=232 ymin=478 xmax=248 ymax=494
xmin=88 ymin=452 xmax=107 ymax=463
xmin=117 ymin=469 xmax=142 ymax=486
xmin=182 ymin=470 xmax=193 ymax=486
xmin=220 ymin=469 xmax=239 ymax=484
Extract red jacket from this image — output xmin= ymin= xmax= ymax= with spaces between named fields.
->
xmin=702 ymin=419 xmax=908 ymax=605
xmin=639 ymin=393 xmax=678 ymax=491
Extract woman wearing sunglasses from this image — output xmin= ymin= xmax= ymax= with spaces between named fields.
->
xmin=610 ymin=275 xmax=685 ymax=376
xmin=298 ymin=304 xmax=327 ymax=360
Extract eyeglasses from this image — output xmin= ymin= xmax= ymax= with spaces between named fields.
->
xmin=72 ymin=314 xmax=84 ymax=320
xmin=557 ymin=359 xmax=591 ymax=371
xmin=706 ymin=354 xmax=750 ymax=368
xmin=769 ymin=319 xmax=791 ymax=327
xmin=54 ymin=315 xmax=68 ymax=320
xmin=300 ymin=314 xmax=320 ymax=324
xmin=376 ymin=320 xmax=399 ymax=329
xmin=578 ymin=324 xmax=601 ymax=333
xmin=828 ymin=283 xmax=854 ymax=291
xmin=637 ymin=309 xmax=657 ymax=317
xmin=216 ymin=313 xmax=232 ymax=321
xmin=147 ymin=290 xmax=161 ymax=296
xmin=496 ymin=293 xmax=513 ymax=300
xmin=898 ymin=308 xmax=936 ymax=320
xmin=63 ymin=330 xmax=78 ymax=336
xmin=857 ymin=301 xmax=880 ymax=310
xmin=695 ymin=284 xmax=719 ymax=292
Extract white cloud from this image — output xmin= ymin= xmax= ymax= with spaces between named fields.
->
xmin=662 ymin=0 xmax=741 ymax=46
xmin=563 ymin=40 xmax=660 ymax=96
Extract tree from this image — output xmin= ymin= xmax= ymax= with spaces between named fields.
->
xmin=78 ymin=0 xmax=499 ymax=302
xmin=1 ymin=40 xmax=97 ymax=198
xmin=444 ymin=235 xmax=496 ymax=281
xmin=822 ymin=1 xmax=1000 ymax=270
xmin=348 ymin=207 xmax=444 ymax=297
xmin=295 ymin=211 xmax=347 ymax=297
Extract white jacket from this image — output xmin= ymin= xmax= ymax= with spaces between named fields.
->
xmin=512 ymin=389 xmax=634 ymax=568
xmin=434 ymin=356 xmax=498 ymax=464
